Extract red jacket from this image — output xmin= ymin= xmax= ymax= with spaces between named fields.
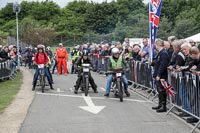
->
xmin=34 ymin=52 xmax=49 ymax=64
xmin=56 ymin=47 xmax=68 ymax=61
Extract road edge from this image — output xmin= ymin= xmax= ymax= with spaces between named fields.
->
xmin=0 ymin=67 xmax=34 ymax=133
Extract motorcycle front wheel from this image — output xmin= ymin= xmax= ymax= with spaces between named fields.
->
xmin=117 ymin=80 xmax=123 ymax=102
xmin=85 ymin=77 xmax=89 ymax=96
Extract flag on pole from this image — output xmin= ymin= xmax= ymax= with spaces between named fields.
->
xmin=149 ymin=0 xmax=163 ymax=61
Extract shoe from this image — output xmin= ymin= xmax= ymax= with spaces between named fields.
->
xmin=104 ymin=93 xmax=109 ymax=97
xmin=178 ymin=112 xmax=190 ymax=117
xmin=74 ymin=90 xmax=78 ymax=94
xmin=152 ymin=105 xmax=161 ymax=110
xmin=50 ymin=85 xmax=54 ymax=90
xmin=94 ymin=89 xmax=98 ymax=93
xmin=32 ymin=86 xmax=35 ymax=91
xmin=124 ymin=90 xmax=130 ymax=97
xmin=186 ymin=117 xmax=199 ymax=123
xmin=156 ymin=105 xmax=167 ymax=113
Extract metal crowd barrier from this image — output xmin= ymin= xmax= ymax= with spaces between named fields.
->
xmin=166 ymin=71 xmax=200 ymax=133
xmin=0 ymin=60 xmax=16 ymax=81
xmin=90 ymin=55 xmax=199 ymax=132
xmin=90 ymin=55 xmax=109 ymax=73
xmin=125 ymin=60 xmax=153 ymax=89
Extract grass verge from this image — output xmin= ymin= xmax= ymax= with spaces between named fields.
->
xmin=0 ymin=72 xmax=23 ymax=113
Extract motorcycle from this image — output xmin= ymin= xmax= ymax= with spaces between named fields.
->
xmin=37 ymin=64 xmax=45 ymax=93
xmin=80 ymin=63 xmax=91 ymax=96
xmin=107 ymin=68 xmax=124 ymax=102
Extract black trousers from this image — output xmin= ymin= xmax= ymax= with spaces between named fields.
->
xmin=75 ymin=71 xmax=97 ymax=91
xmin=156 ymin=80 xmax=167 ymax=105
xmin=52 ymin=60 xmax=57 ymax=74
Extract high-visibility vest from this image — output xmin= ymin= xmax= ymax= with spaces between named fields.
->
xmin=72 ymin=51 xmax=80 ymax=61
xmin=110 ymin=56 xmax=123 ymax=69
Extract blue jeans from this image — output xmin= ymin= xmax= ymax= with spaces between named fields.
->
xmin=33 ymin=67 xmax=52 ymax=85
xmin=105 ymin=74 xmax=128 ymax=94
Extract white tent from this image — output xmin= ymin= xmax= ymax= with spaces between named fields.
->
xmin=185 ymin=33 xmax=200 ymax=43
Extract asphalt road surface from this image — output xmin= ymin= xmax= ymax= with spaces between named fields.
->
xmin=19 ymin=70 xmax=195 ymax=133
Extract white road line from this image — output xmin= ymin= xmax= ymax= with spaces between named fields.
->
xmin=69 ymin=88 xmax=73 ymax=92
xmin=36 ymin=92 xmax=151 ymax=103
xmin=57 ymin=88 xmax=61 ymax=92
xmin=129 ymin=89 xmax=153 ymax=103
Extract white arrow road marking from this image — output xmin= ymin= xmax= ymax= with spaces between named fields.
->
xmin=79 ymin=94 xmax=106 ymax=114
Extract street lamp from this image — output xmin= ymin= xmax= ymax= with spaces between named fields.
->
xmin=13 ymin=2 xmax=20 ymax=69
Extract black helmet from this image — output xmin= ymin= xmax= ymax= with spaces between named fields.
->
xmin=82 ymin=49 xmax=89 ymax=56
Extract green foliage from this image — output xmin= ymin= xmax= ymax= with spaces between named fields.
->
xmin=173 ymin=19 xmax=198 ymax=39
xmin=157 ymin=16 xmax=173 ymax=40
xmin=85 ymin=2 xmax=118 ymax=34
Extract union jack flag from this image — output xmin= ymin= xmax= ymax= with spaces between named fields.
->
xmin=161 ymin=80 xmax=176 ymax=97
xmin=149 ymin=0 xmax=162 ymax=61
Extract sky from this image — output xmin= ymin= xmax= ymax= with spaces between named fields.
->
xmin=0 ymin=0 xmax=149 ymax=9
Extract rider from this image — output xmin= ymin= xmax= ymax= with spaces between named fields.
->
xmin=71 ymin=46 xmax=81 ymax=74
xmin=32 ymin=44 xmax=54 ymax=91
xmin=74 ymin=49 xmax=98 ymax=94
xmin=104 ymin=47 xmax=130 ymax=97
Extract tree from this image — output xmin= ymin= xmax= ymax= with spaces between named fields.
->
xmin=85 ymin=2 xmax=118 ymax=34
xmin=157 ymin=16 xmax=173 ymax=40
xmin=20 ymin=18 xmax=56 ymax=46
xmin=173 ymin=19 xmax=198 ymax=39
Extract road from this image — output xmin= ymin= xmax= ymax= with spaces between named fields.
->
xmin=19 ymin=71 xmax=194 ymax=133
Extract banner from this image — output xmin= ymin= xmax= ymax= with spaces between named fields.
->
xmin=149 ymin=0 xmax=163 ymax=61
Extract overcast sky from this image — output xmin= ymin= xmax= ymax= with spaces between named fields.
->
xmin=0 ymin=0 xmax=149 ymax=9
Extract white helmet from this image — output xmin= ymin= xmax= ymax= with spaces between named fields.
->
xmin=111 ymin=47 xmax=119 ymax=54
xmin=46 ymin=46 xmax=50 ymax=50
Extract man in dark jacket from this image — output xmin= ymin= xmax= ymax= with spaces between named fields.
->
xmin=164 ymin=41 xmax=174 ymax=60
xmin=150 ymin=39 xmax=170 ymax=113
xmin=168 ymin=40 xmax=185 ymax=71
xmin=74 ymin=49 xmax=98 ymax=94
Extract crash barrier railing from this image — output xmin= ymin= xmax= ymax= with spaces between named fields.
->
xmin=90 ymin=55 xmax=199 ymax=132
xmin=166 ymin=71 xmax=200 ymax=133
xmin=90 ymin=55 xmax=109 ymax=73
xmin=0 ymin=60 xmax=16 ymax=81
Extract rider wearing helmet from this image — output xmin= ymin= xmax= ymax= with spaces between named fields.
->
xmin=71 ymin=46 xmax=81 ymax=74
xmin=46 ymin=46 xmax=53 ymax=60
xmin=73 ymin=49 xmax=98 ymax=94
xmin=32 ymin=44 xmax=54 ymax=91
xmin=104 ymin=47 xmax=130 ymax=97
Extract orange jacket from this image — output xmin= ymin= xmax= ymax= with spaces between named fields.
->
xmin=56 ymin=47 xmax=68 ymax=61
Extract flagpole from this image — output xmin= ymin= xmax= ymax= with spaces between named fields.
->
xmin=149 ymin=0 xmax=156 ymax=93
xmin=149 ymin=0 xmax=153 ymax=62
